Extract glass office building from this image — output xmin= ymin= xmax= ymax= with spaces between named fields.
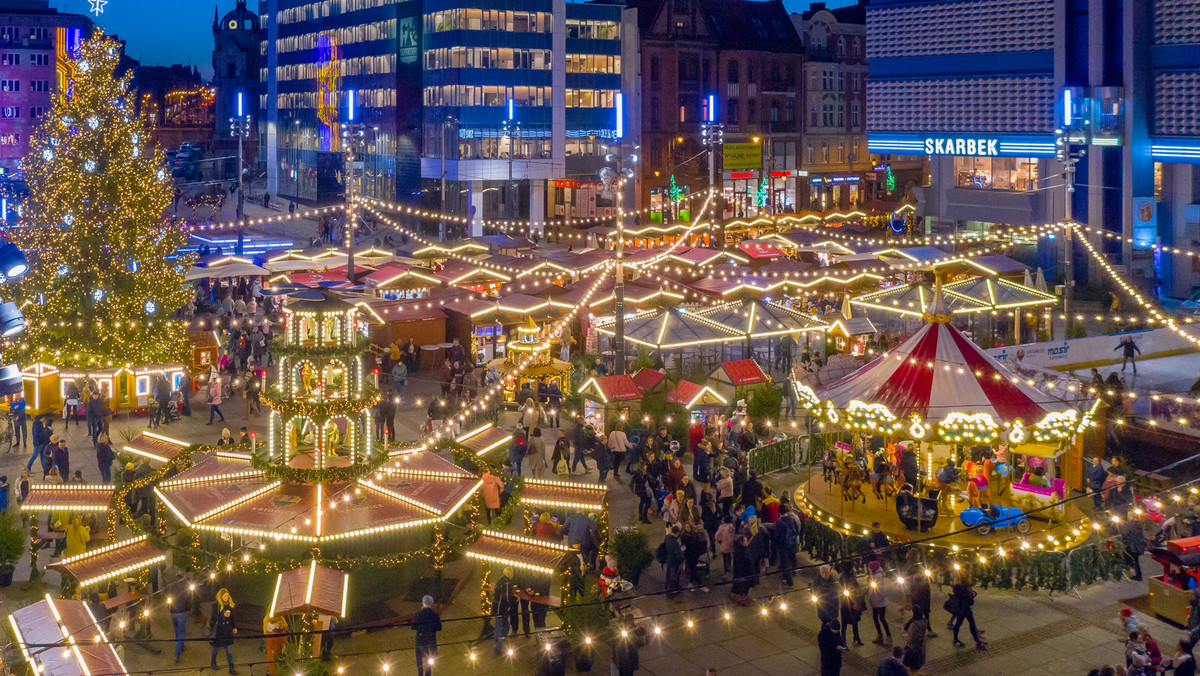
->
xmin=261 ymin=0 xmax=635 ymax=226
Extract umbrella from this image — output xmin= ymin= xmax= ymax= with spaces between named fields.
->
xmin=1023 ymin=268 xmax=1034 ymax=288
xmin=1034 ymin=267 xmax=1048 ymax=292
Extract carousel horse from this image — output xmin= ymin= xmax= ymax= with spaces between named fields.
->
xmin=822 ymin=450 xmax=839 ymax=485
xmin=871 ymin=454 xmax=897 ymax=500
xmin=841 ymin=464 xmax=867 ymax=505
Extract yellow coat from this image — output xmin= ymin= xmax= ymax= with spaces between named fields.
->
xmin=64 ymin=520 xmax=91 ymax=558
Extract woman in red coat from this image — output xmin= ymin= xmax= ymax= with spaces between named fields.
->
xmin=481 ymin=471 xmax=504 ymax=524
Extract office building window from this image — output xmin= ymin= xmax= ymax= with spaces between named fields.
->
xmin=785 ymin=99 xmax=794 ymax=122
xmin=727 ymin=99 xmax=739 ymax=124
xmin=809 ymin=105 xmax=817 ymax=127
xmin=566 ymin=19 xmax=620 ymax=39
xmin=954 ymin=157 xmax=1039 ymax=191
xmin=727 ymin=59 xmax=739 ymax=84
xmin=821 ymin=143 xmax=829 ymax=162
xmin=29 ymin=80 xmax=49 ymax=92
xmin=29 ymin=106 xmax=44 ymax=118
xmin=851 ymin=100 xmax=860 ymax=128
xmin=837 ymin=142 xmax=844 ymax=163
xmin=770 ymin=101 xmax=779 ymax=122
xmin=0 ymin=80 xmax=18 ymax=92
xmin=0 ymin=107 xmax=18 ymax=118
xmin=0 ymin=53 xmax=18 ymax=66
xmin=806 ymin=142 xmax=814 ymax=164
xmin=31 ymin=54 xmax=49 ymax=66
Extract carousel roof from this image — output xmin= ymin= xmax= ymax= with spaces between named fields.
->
xmin=154 ymin=452 xmax=480 ymax=543
xmin=814 ymin=317 xmax=1074 ymax=426
xmin=9 ymin=597 xmax=128 ymax=676
xmin=269 ymin=562 xmax=349 ymax=617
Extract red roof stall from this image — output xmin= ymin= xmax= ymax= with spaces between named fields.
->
xmin=578 ymin=374 xmax=645 ymax=428
xmin=631 ymin=368 xmax=667 ymax=395
xmin=708 ymin=359 xmax=771 ymax=402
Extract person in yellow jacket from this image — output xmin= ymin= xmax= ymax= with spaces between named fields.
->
xmin=64 ymin=515 xmax=90 ymax=558
xmin=263 ymin=612 xmax=288 ymax=676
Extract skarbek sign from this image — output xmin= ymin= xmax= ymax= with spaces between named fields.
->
xmin=923 ymin=137 xmax=999 ymax=156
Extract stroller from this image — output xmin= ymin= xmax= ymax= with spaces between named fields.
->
xmin=162 ymin=390 xmax=185 ymax=423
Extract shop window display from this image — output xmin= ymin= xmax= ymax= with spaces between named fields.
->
xmin=954 ymin=157 xmax=1039 ymax=191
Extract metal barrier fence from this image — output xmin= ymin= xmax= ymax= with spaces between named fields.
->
xmin=747 ymin=436 xmax=807 ymax=476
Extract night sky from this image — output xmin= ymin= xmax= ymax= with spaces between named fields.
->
xmin=48 ymin=0 xmax=860 ymax=82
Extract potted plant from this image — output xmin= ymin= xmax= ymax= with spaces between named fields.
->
xmin=610 ymin=527 xmax=653 ymax=587
xmin=0 ymin=512 xmax=26 ymax=587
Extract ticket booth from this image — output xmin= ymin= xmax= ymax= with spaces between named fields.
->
xmin=1149 ymin=536 xmax=1200 ymax=625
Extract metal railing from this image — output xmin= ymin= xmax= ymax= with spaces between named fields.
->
xmin=747 ymin=435 xmax=807 ymax=476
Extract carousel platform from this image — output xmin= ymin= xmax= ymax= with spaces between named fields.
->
xmin=794 ymin=474 xmax=1089 ymax=551
xmin=288 ymin=448 xmax=354 ymax=469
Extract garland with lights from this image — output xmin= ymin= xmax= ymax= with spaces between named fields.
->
xmin=10 ymin=28 xmax=193 ymax=368
xmin=259 ymin=385 xmax=381 ymax=420
xmin=248 ymin=452 xmax=376 ymax=485
xmin=271 ymin=337 xmax=372 ymax=360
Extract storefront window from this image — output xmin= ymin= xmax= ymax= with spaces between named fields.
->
xmin=1154 ymin=162 xmax=1163 ymax=200
xmin=954 ymin=157 xmax=1039 ymax=191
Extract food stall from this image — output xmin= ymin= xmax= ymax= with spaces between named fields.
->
xmin=486 ymin=316 xmax=573 ymax=404
xmin=578 ymin=374 xmax=643 ymax=427
xmin=269 ymin=561 xmax=349 ymax=658
xmin=1149 ymin=536 xmax=1200 ymax=625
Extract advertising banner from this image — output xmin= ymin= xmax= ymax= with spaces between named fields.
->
xmin=987 ymin=326 xmax=1200 ymax=370
xmin=723 ymin=143 xmax=761 ymax=172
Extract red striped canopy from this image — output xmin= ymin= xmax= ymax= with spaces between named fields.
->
xmin=816 ymin=319 xmax=1070 ymax=424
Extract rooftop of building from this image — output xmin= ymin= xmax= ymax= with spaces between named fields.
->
xmin=796 ymin=0 xmax=866 ymax=24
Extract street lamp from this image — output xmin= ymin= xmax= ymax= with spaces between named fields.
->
xmin=600 ymin=145 xmax=637 ymax=375
xmin=228 ymin=91 xmax=251 ymax=255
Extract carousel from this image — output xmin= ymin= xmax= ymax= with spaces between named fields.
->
xmin=792 ymin=283 xmax=1096 ymax=550
xmin=487 ymin=316 xmax=573 ymax=404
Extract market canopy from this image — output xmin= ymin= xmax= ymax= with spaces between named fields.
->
xmin=802 ymin=298 xmax=1082 ymax=441
xmin=20 ymin=484 xmax=114 ymax=514
xmin=943 ymin=276 xmax=1059 ymax=311
xmin=851 ymin=283 xmax=990 ymax=317
xmin=123 ymin=431 xmax=190 ymax=464
xmin=9 ymin=596 xmax=127 ymax=676
xmin=593 ymin=307 xmax=744 ymax=349
xmin=185 ymin=261 xmax=270 ymax=280
xmin=692 ymin=298 xmax=827 ymax=339
xmin=269 ymin=561 xmax=349 ymax=617
xmin=48 ymin=536 xmax=165 ymax=588
xmin=454 ymin=424 xmax=513 ymax=456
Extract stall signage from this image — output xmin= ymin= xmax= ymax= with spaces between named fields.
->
xmin=923 ymin=137 xmax=999 ymax=156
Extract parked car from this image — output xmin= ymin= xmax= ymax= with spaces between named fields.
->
xmin=958 ymin=504 xmax=1031 ymax=535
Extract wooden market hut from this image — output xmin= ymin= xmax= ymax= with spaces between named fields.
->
xmin=269 ymin=561 xmax=349 ymax=658
xmin=707 ymin=359 xmax=771 ymax=403
xmin=578 ymin=374 xmax=645 ymax=426
xmin=454 ymin=423 xmax=514 ymax=457
xmin=466 ymin=530 xmax=574 ymax=610
xmin=122 ymin=431 xmax=190 ymax=465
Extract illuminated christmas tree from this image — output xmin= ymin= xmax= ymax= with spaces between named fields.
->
xmin=12 ymin=29 xmax=192 ymax=368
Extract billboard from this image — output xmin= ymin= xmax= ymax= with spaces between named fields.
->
xmin=723 ymin=143 xmax=761 ymax=172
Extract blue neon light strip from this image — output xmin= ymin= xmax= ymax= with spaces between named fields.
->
xmin=868 ymin=133 xmax=1055 ymax=157
xmin=1151 ymin=141 xmax=1200 ymax=163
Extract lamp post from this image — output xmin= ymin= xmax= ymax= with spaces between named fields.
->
xmin=229 ymin=91 xmax=251 ymax=256
xmin=603 ymin=145 xmax=638 ymax=375
xmin=341 ymin=90 xmax=365 ymax=285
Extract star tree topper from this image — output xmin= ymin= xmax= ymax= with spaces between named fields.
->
xmin=88 ymin=0 xmax=107 ymax=15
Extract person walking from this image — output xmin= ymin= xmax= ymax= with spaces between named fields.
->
xmin=1115 ymin=336 xmax=1142 ymax=373
xmin=1088 ymin=455 xmax=1108 ymax=511
xmin=527 ymin=428 xmax=547 ymax=478
xmin=947 ymin=574 xmax=985 ymax=650
xmin=169 ymin=573 xmax=192 ymax=663
xmin=491 ymin=567 xmax=518 ymax=657
xmin=904 ymin=564 xmax=937 ymax=638
xmin=773 ymin=503 xmax=800 ymax=587
xmin=867 ymin=562 xmax=892 ymax=645
xmin=480 ymin=471 xmax=503 ymax=525
xmin=52 ymin=439 xmax=70 ymax=483
xmin=818 ymin=619 xmax=847 ymax=676
xmin=263 ymin=611 xmax=287 ymax=676
xmin=901 ymin=605 xmax=927 ymax=673
xmin=840 ymin=563 xmax=865 ymax=647
xmin=207 ymin=378 xmax=225 ymax=425
xmin=1122 ymin=509 xmax=1147 ymax=581
xmin=607 ymin=424 xmax=633 ymax=481
xmin=10 ymin=393 xmax=26 ymax=451
xmin=208 ymin=588 xmax=238 ymax=674
xmin=95 ymin=434 xmax=114 ymax=483
xmin=813 ymin=564 xmax=840 ymax=625
xmin=412 ymin=595 xmax=442 ymax=676
xmin=659 ymin=525 xmax=685 ymax=599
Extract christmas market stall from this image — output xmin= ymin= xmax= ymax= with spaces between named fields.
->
xmin=707 ymin=359 xmax=771 ymax=404
xmin=578 ymin=374 xmax=645 ymax=427
xmin=8 ymin=596 xmax=128 ymax=676
xmin=122 ymin=431 xmax=190 ymax=465
xmin=486 ymin=316 xmax=574 ymax=404
xmin=269 ymin=561 xmax=349 ymax=657
xmin=454 ymin=423 xmax=514 ymax=458
xmin=48 ymin=535 xmax=166 ymax=592
xmin=466 ymin=530 xmax=575 ymax=617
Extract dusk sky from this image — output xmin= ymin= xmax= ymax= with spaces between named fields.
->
xmin=50 ymin=0 xmax=858 ymax=81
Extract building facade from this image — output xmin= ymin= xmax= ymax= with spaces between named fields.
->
xmin=631 ymin=0 xmax=803 ymax=220
xmin=259 ymin=0 xmax=635 ymax=229
xmin=0 ymin=0 xmax=90 ymax=175
xmin=865 ymin=0 xmax=1200 ymax=296
xmin=213 ymin=0 xmax=261 ymax=179
xmin=792 ymin=1 xmax=875 ymax=212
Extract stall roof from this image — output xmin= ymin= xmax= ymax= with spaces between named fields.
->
xmin=386 ymin=450 xmax=476 ymax=477
xmin=943 ymin=276 xmax=1058 ymax=311
xmin=470 ymin=293 xmax=558 ymax=320
xmin=954 ymin=254 xmax=1030 ymax=276
xmin=851 ymin=283 xmax=990 ymax=318
xmin=123 ymin=431 xmax=190 ymax=464
xmin=872 ymin=246 xmax=953 ymax=264
xmin=710 ymin=359 xmax=769 ymax=387
xmin=160 ymin=451 xmax=259 ymax=486
xmin=48 ymin=536 xmax=165 ymax=588
xmin=21 ymin=484 xmax=114 ymax=513
xmin=631 ymin=368 xmax=666 ymax=394
xmin=667 ymin=380 xmax=729 ymax=408
xmin=521 ymin=478 xmax=609 ymax=511
xmin=737 ymin=240 xmax=787 ymax=259
xmin=466 ymin=530 xmax=572 ymax=576
xmin=9 ymin=596 xmax=127 ymax=676
xmin=593 ymin=307 xmax=743 ymax=349
xmin=454 ymin=424 xmax=513 ymax=456
xmin=185 ymin=261 xmax=270 ymax=281
xmin=669 ymin=247 xmax=726 ymax=267
xmin=362 ymin=263 xmax=443 ymax=290
xmin=826 ymin=314 xmax=878 ymax=337
xmin=692 ymin=299 xmax=827 ymax=338
xmin=269 ymin=562 xmax=349 ymax=617
xmin=579 ymin=375 xmax=644 ymax=402
xmin=472 ymin=235 xmax=536 ymax=251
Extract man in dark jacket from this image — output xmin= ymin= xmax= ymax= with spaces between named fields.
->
xmin=774 ymin=504 xmax=801 ymax=587
xmin=661 ymin=525 xmax=685 ymax=598
xmin=818 ymin=618 xmax=846 ymax=676
xmin=899 ymin=446 xmax=920 ymax=490
xmin=1122 ymin=510 xmax=1147 ymax=581
xmin=154 ymin=376 xmax=171 ymax=426
xmin=1115 ymin=336 xmax=1142 ymax=373
xmin=491 ymin=568 xmax=518 ymax=656
xmin=412 ymin=595 xmax=442 ymax=676
xmin=813 ymin=565 xmax=840 ymax=624
xmin=1087 ymin=456 xmax=1108 ymax=510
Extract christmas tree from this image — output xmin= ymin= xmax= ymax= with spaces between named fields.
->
xmin=11 ymin=29 xmax=192 ymax=368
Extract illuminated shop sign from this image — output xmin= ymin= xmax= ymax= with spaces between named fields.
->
xmin=924 ymin=137 xmax=999 ymax=156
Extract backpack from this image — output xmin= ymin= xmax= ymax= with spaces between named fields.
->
xmin=655 ymin=540 xmax=668 ymax=565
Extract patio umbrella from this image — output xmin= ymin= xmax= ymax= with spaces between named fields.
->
xmin=1034 ymin=267 xmax=1048 ymax=292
